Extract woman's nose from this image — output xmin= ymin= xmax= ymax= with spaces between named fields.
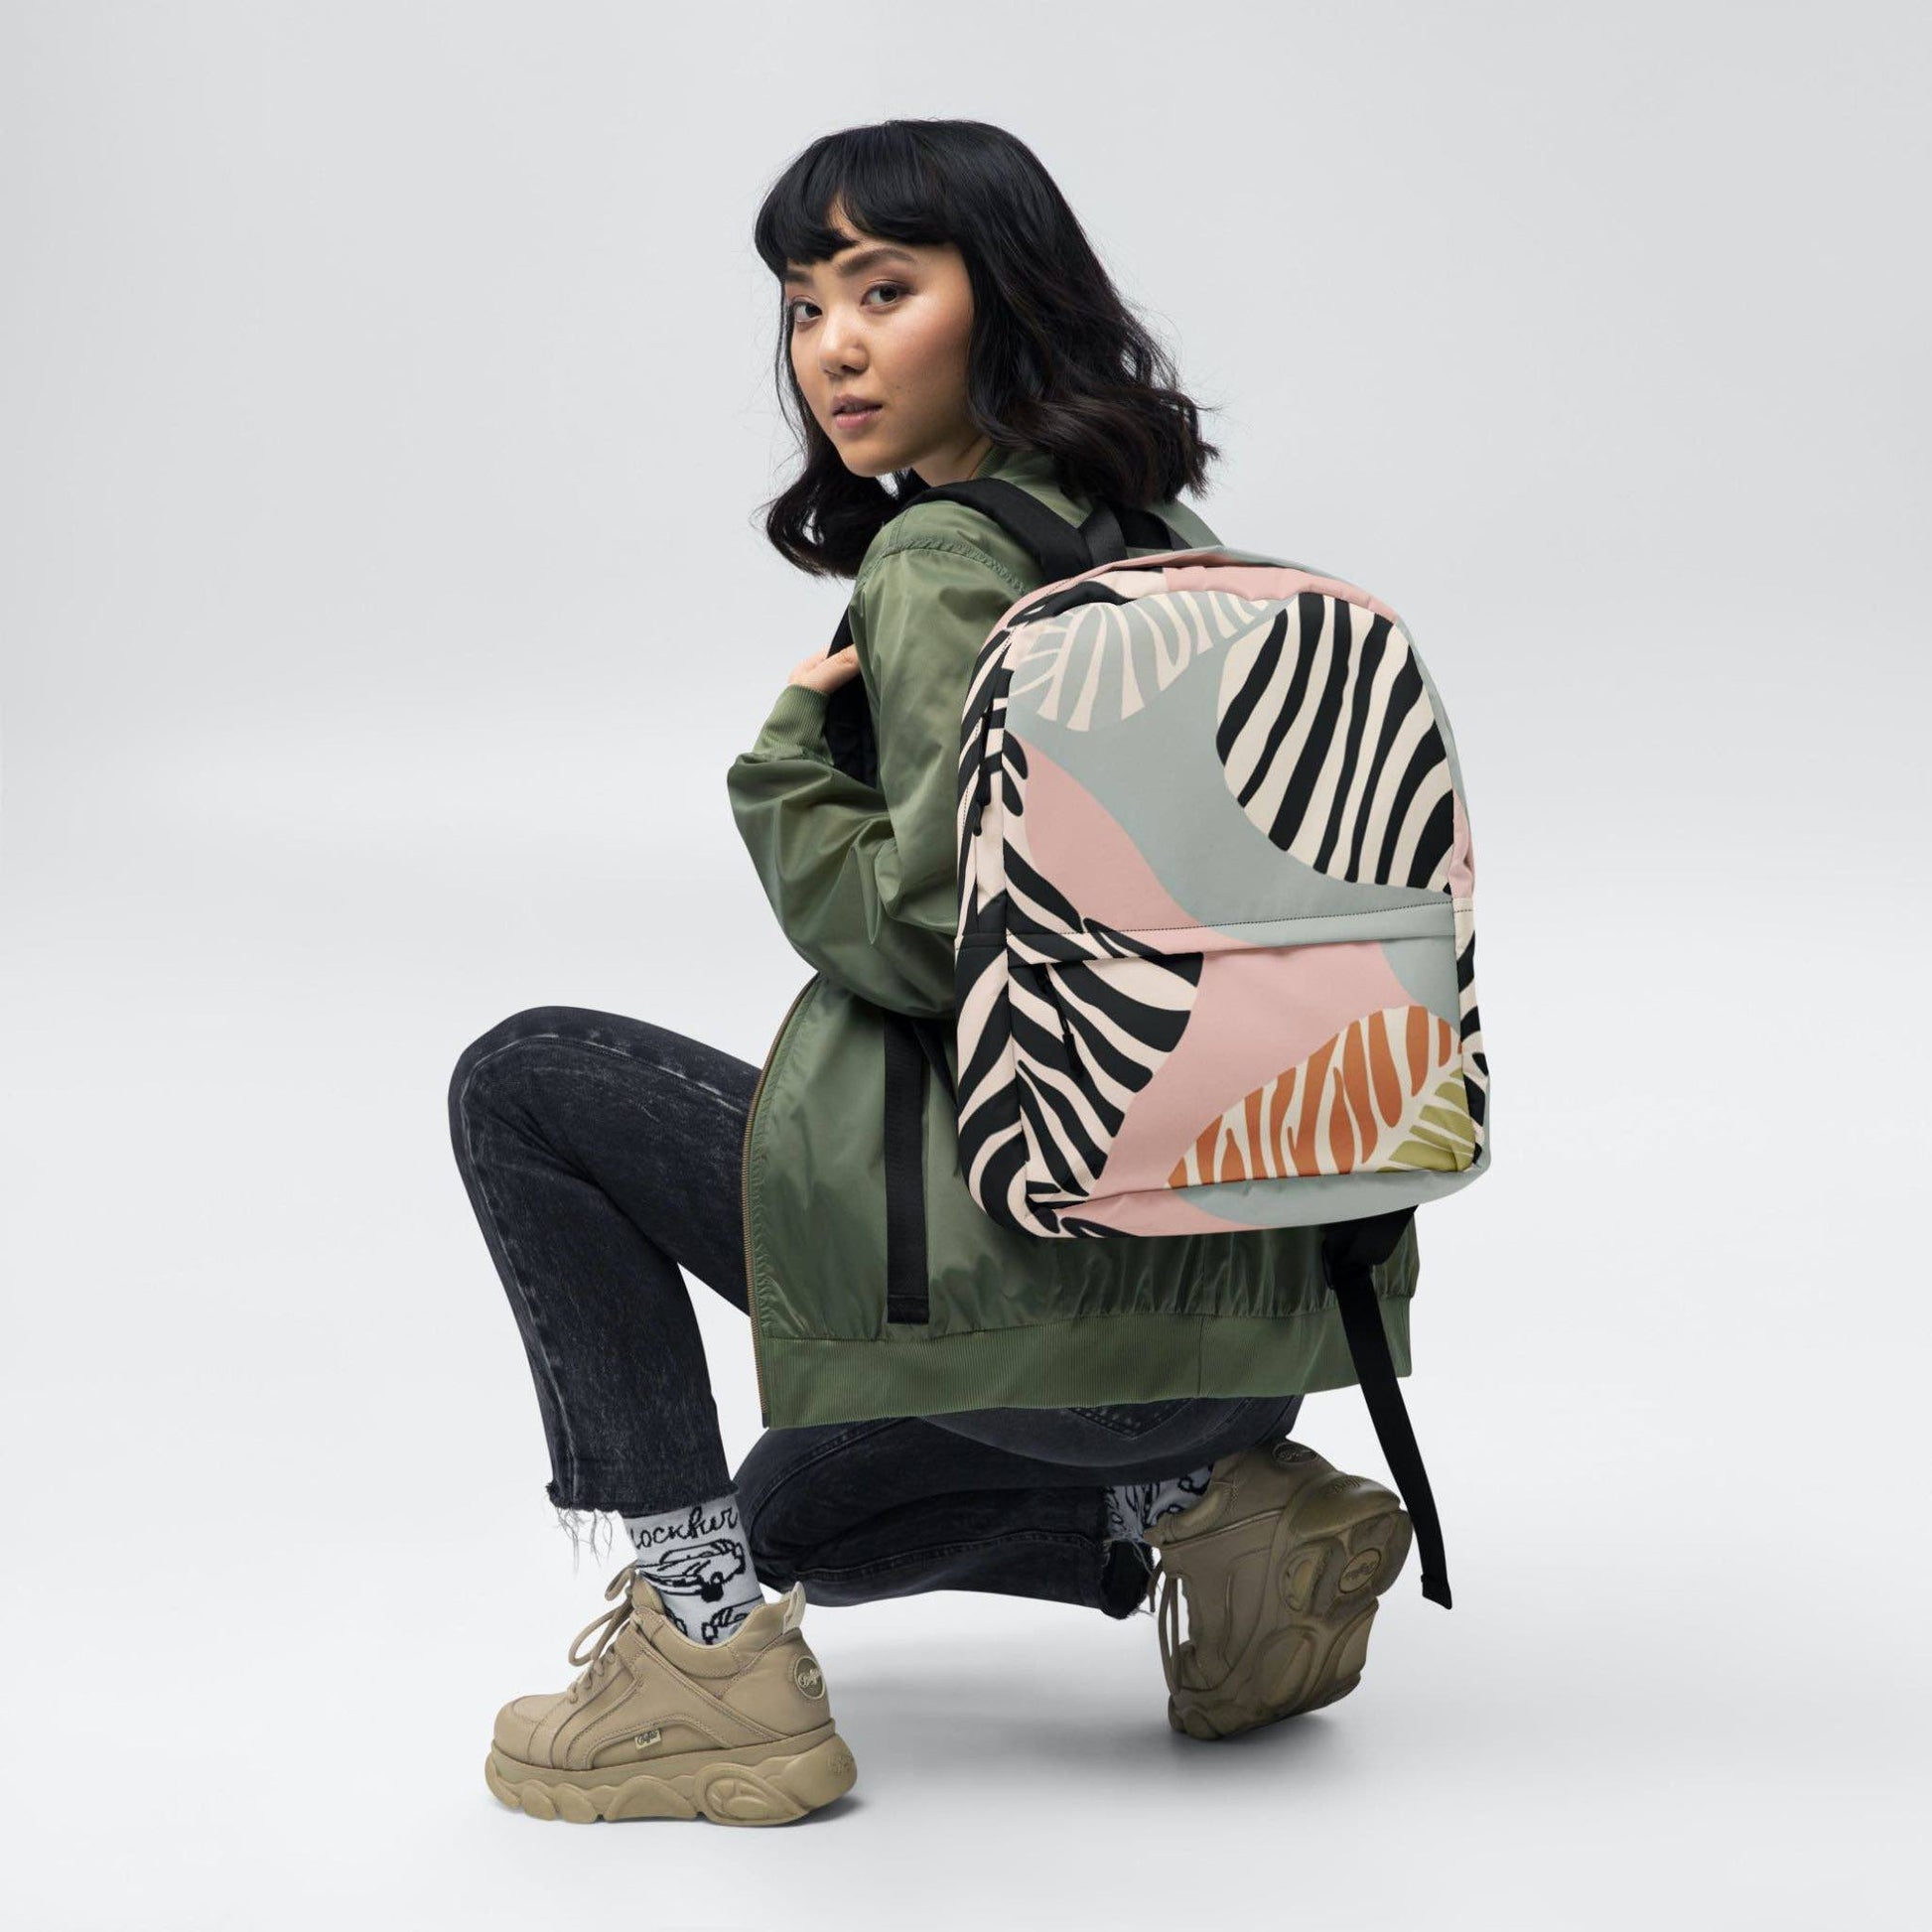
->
xmin=817 ymin=313 xmax=865 ymax=374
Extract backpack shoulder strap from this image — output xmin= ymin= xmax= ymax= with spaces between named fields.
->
xmin=894 ymin=477 xmax=1096 ymax=585
xmin=1078 ymin=498 xmax=1181 ymax=564
xmin=825 ymin=474 xmax=1179 ymax=805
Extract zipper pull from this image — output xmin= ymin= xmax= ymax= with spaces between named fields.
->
xmin=968 ymin=756 xmax=995 ymax=836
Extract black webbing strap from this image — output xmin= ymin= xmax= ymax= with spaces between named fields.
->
xmin=883 ymin=1016 xmax=930 ymax=1324
xmin=908 ymin=1016 xmax=956 ymax=1107
xmin=1114 ymin=503 xmax=1181 ymax=550
xmin=899 ymin=478 xmax=1095 ymax=583
xmin=1322 ymin=1209 xmax=1452 ymax=1608
xmin=914 ymin=1017 xmax=963 ymax=1179
xmin=1079 ymin=499 xmax=1129 ymax=564
xmin=1080 ymin=498 xmax=1181 ymax=560
xmin=819 ymin=606 xmax=878 ymax=789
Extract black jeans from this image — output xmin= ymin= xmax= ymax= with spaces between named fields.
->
xmin=448 ymin=1004 xmax=1302 ymax=1618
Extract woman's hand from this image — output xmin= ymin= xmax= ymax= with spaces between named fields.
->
xmin=786 ymin=643 xmax=862 ymax=696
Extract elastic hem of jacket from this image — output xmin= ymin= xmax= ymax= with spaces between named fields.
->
xmin=749 ymin=681 xmax=833 ymax=757
xmin=751 ymin=1299 xmax=1412 ymax=1431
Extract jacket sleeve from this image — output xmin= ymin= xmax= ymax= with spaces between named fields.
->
xmin=724 ymin=540 xmax=1025 ymax=1019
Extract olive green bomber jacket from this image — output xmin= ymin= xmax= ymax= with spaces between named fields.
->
xmin=724 ymin=442 xmax=1419 ymax=1429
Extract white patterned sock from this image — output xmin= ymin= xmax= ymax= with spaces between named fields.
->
xmin=1103 ymin=1463 xmax=1215 ymax=1544
xmin=621 ymin=1491 xmax=766 ymax=1645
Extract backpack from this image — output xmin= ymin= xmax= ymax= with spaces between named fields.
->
xmin=823 ymin=478 xmax=1489 ymax=1607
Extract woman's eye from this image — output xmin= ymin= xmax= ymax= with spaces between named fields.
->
xmin=787 ymin=284 xmax=905 ymax=329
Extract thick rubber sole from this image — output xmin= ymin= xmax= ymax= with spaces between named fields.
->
xmin=484 ymin=1725 xmax=857 ymax=1826
xmin=1167 ymin=1464 xmax=1414 ymax=1741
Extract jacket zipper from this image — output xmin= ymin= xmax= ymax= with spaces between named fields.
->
xmin=740 ymin=972 xmax=819 ymax=1423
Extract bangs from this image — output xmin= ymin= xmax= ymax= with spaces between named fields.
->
xmin=753 ymin=125 xmax=954 ymax=280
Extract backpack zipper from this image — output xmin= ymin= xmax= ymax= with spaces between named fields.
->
xmin=966 ymin=661 xmax=1017 ymax=838
xmin=740 ymin=973 xmax=819 ymax=1424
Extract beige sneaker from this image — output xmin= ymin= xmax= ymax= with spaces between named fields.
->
xmin=484 ymin=1563 xmax=857 ymax=1825
xmin=1142 ymin=1439 xmax=1413 ymax=1739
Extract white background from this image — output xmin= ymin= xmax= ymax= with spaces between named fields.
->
xmin=3 ymin=4 xmax=1927 ymax=1927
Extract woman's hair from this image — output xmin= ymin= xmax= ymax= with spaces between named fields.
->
xmin=753 ymin=119 xmax=1221 ymax=578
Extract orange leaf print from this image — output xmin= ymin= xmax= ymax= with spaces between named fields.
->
xmin=1167 ymin=1005 xmax=1475 ymax=1186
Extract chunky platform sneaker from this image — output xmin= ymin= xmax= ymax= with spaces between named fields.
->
xmin=1142 ymin=1438 xmax=1413 ymax=1740
xmin=484 ymin=1563 xmax=857 ymax=1825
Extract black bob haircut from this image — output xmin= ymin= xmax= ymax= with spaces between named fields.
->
xmin=752 ymin=118 xmax=1221 ymax=579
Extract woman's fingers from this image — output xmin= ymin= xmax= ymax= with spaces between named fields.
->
xmin=786 ymin=643 xmax=861 ymax=694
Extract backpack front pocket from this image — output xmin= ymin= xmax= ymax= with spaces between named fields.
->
xmin=956 ymin=918 xmax=1479 ymax=1238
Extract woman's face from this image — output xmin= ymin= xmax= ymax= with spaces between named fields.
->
xmin=783 ymin=198 xmax=991 ymax=485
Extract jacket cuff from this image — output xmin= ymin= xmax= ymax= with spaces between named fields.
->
xmin=751 ymin=681 xmax=833 ymax=758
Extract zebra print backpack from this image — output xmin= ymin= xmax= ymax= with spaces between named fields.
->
xmin=828 ymin=478 xmax=1489 ymax=1607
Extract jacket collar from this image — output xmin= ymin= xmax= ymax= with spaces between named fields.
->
xmin=969 ymin=441 xmax=1058 ymax=485
xmin=903 ymin=443 xmax=1056 ymax=493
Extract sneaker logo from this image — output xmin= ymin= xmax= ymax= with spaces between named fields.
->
xmin=792 ymin=1655 xmax=825 ymax=1699
xmin=1339 ymin=1551 xmax=1381 ymax=1592
xmin=1270 ymin=1441 xmax=1313 ymax=1468
xmin=633 ymin=1726 xmax=662 ymax=1751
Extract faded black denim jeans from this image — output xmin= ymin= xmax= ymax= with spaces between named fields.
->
xmin=448 ymin=1004 xmax=1302 ymax=1619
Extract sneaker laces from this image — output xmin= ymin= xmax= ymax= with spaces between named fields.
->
xmin=1143 ymin=1548 xmax=1184 ymax=1698
xmin=563 ymin=1561 xmax=644 ymax=1704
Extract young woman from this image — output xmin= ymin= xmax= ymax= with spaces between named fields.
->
xmin=449 ymin=120 xmax=1418 ymax=1829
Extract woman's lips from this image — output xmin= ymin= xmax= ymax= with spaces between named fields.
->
xmin=832 ymin=402 xmax=883 ymax=433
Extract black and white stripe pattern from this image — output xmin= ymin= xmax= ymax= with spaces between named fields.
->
xmin=1216 ymin=592 xmax=1455 ymax=891
xmin=1002 ymin=871 xmax=1201 ymax=1229
xmin=952 ymin=684 xmax=1202 ymax=1234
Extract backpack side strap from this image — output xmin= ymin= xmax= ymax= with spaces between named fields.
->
xmin=1322 ymin=1209 xmax=1453 ymax=1608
